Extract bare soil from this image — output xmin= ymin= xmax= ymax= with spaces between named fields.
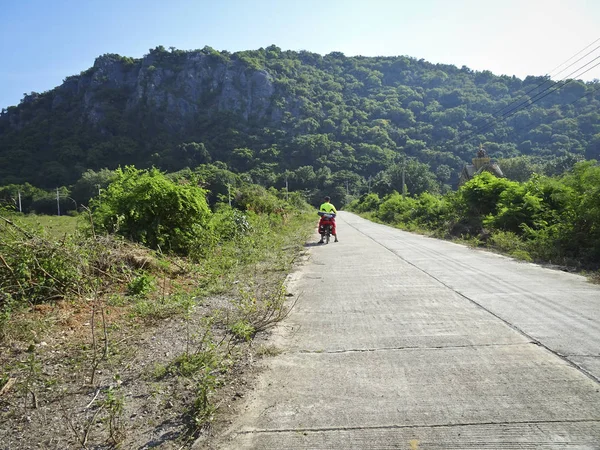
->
xmin=0 ymin=247 xmax=310 ymax=450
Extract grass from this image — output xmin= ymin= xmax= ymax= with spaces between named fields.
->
xmin=132 ymin=291 xmax=196 ymax=321
xmin=255 ymin=344 xmax=283 ymax=357
xmin=0 ymin=213 xmax=80 ymax=239
xmin=158 ymin=211 xmax=314 ymax=434
xmin=0 ymin=208 xmax=315 ymax=447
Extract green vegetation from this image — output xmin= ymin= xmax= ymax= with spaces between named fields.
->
xmin=1 ymin=44 xmax=599 ymax=444
xmin=0 ymin=167 xmax=314 ymax=446
xmin=91 ymin=167 xmax=211 ymax=255
xmin=348 ymin=160 xmax=600 ymax=270
xmin=1 ymin=46 xmax=598 ymax=210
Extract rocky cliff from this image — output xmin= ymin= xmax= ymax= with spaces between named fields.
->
xmin=30 ymin=48 xmax=278 ymax=131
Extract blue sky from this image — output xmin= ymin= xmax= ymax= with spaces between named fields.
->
xmin=1 ymin=0 xmax=599 ymax=109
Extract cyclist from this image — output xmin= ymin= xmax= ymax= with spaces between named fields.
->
xmin=318 ymin=196 xmax=339 ymax=243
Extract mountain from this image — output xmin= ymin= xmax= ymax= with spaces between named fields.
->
xmin=1 ymin=45 xmax=599 ymax=191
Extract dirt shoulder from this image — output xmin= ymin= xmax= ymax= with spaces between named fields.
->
xmin=0 ymin=214 xmax=314 ymax=449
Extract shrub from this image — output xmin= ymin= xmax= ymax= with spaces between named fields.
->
xmin=234 ymin=185 xmax=286 ymax=215
xmin=91 ymin=167 xmax=211 ymax=255
xmin=376 ymin=192 xmax=416 ymax=224
xmin=127 ymin=273 xmax=156 ymax=297
xmin=453 ymin=172 xmax=515 ymax=232
xmin=353 ymin=193 xmax=380 ymax=213
xmin=209 ymin=206 xmax=251 ymax=241
xmin=0 ymin=218 xmax=85 ymax=306
xmin=510 ymin=249 xmax=533 ymax=262
xmin=411 ymin=192 xmax=449 ymax=228
xmin=230 ymin=320 xmax=255 ymax=341
xmin=488 ymin=230 xmax=526 ymax=254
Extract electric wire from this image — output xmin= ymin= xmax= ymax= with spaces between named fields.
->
xmin=458 ymin=56 xmax=600 ymax=144
xmin=504 ymin=82 xmax=600 ymax=139
xmin=460 ymin=56 xmax=600 ymax=144
xmin=481 ymin=38 xmax=600 ymax=122
xmin=446 ymin=37 xmax=600 ymax=148
xmin=546 ymin=37 xmax=600 ymax=76
xmin=551 ymin=43 xmax=600 ymax=79
xmin=447 ymin=50 xmax=600 ymax=150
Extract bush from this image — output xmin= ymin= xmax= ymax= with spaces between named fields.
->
xmin=352 ymin=193 xmax=380 ymax=213
xmin=488 ymin=230 xmax=526 ymax=253
xmin=453 ymin=172 xmax=515 ymax=232
xmin=234 ymin=185 xmax=286 ymax=215
xmin=91 ymin=167 xmax=211 ymax=255
xmin=411 ymin=192 xmax=449 ymax=228
xmin=0 ymin=219 xmax=85 ymax=307
xmin=376 ymin=192 xmax=416 ymax=224
xmin=127 ymin=273 xmax=156 ymax=297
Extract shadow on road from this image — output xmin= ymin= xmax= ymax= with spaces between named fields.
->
xmin=304 ymin=242 xmax=324 ymax=247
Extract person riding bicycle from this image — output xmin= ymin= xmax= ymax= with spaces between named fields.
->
xmin=318 ymin=196 xmax=339 ymax=243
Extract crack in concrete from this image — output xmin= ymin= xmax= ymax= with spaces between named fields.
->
xmin=343 ymin=218 xmax=600 ymax=386
xmin=238 ymin=418 xmax=600 ymax=435
xmin=298 ymin=342 xmax=531 ymax=354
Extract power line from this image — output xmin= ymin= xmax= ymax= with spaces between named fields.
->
xmin=462 ymin=56 xmax=600 ymax=144
xmin=546 ymin=37 xmax=600 ymax=76
xmin=473 ymin=82 xmax=600 ymax=143
xmin=503 ymin=82 xmax=600 ymax=139
xmin=506 ymin=60 xmax=600 ymax=116
xmin=449 ymin=37 xmax=600 ymax=147
xmin=452 ymin=55 xmax=600 ymax=148
xmin=552 ymin=43 xmax=600 ymax=79
xmin=482 ymin=38 xmax=600 ymax=122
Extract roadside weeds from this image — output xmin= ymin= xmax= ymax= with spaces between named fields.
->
xmin=0 ymin=212 xmax=314 ymax=449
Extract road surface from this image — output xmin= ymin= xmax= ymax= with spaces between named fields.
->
xmin=210 ymin=211 xmax=600 ymax=449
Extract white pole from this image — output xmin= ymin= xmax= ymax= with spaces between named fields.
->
xmin=17 ymin=191 xmax=22 ymax=212
xmin=285 ymin=176 xmax=289 ymax=202
xmin=402 ymin=165 xmax=406 ymax=199
xmin=56 ymin=188 xmax=60 ymax=216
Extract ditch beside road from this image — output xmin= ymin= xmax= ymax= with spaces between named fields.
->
xmin=209 ymin=211 xmax=600 ymax=449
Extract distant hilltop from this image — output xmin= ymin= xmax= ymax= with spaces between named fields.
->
xmin=1 ymin=45 xmax=598 ymax=188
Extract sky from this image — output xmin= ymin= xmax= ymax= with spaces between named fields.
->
xmin=1 ymin=0 xmax=599 ymax=109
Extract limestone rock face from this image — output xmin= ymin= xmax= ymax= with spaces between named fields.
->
xmin=4 ymin=50 xmax=278 ymax=131
xmin=96 ymin=51 xmax=278 ymax=126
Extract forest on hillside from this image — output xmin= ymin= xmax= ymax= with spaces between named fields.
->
xmin=0 ymin=45 xmax=599 ymax=208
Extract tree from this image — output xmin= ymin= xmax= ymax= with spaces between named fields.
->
xmin=2 ymin=46 xmax=600 ymax=204
xmin=435 ymin=164 xmax=452 ymax=183
xmin=230 ymin=147 xmax=255 ymax=172
xmin=497 ymin=156 xmax=542 ymax=182
xmin=71 ymin=168 xmax=117 ymax=205
xmin=91 ymin=167 xmax=211 ymax=255
xmin=386 ymin=160 xmax=440 ymax=196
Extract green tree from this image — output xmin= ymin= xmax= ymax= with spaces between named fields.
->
xmin=92 ymin=167 xmax=211 ymax=255
xmin=71 ymin=168 xmax=117 ymax=205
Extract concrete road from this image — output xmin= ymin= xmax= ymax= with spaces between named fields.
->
xmin=212 ymin=212 xmax=600 ymax=449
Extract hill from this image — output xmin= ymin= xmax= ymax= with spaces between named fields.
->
xmin=1 ymin=45 xmax=599 ymax=195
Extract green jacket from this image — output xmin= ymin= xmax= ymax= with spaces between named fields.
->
xmin=319 ymin=202 xmax=337 ymax=214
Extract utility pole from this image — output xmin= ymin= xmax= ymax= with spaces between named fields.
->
xmin=285 ymin=176 xmax=289 ymax=202
xmin=17 ymin=191 xmax=22 ymax=213
xmin=227 ymin=184 xmax=232 ymax=207
xmin=345 ymin=180 xmax=349 ymax=196
xmin=95 ymin=184 xmax=102 ymax=206
xmin=56 ymin=188 xmax=61 ymax=216
xmin=402 ymin=164 xmax=406 ymax=199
